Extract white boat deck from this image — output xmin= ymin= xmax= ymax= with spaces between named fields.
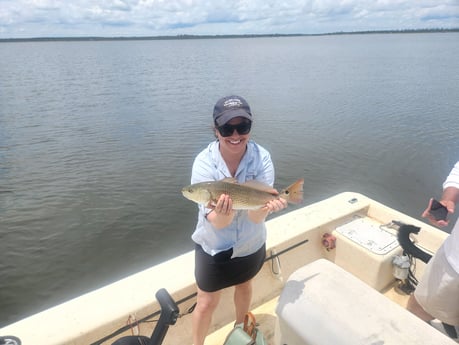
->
xmin=0 ymin=192 xmax=456 ymax=345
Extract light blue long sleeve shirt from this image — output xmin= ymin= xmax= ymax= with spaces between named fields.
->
xmin=190 ymin=140 xmax=275 ymax=258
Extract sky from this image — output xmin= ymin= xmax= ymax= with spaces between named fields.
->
xmin=0 ymin=0 xmax=458 ymax=39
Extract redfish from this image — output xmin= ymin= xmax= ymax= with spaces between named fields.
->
xmin=182 ymin=178 xmax=304 ymax=210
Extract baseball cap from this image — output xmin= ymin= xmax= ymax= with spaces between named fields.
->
xmin=213 ymin=95 xmax=252 ymax=126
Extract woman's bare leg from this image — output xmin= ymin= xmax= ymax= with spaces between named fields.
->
xmin=192 ymin=287 xmax=221 ymax=345
xmin=234 ymin=279 xmax=253 ymax=324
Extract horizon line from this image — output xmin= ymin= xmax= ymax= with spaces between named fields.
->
xmin=1 ymin=27 xmax=458 ymax=42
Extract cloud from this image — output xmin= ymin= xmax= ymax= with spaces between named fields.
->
xmin=0 ymin=0 xmax=458 ymax=38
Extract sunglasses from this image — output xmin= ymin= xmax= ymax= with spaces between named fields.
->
xmin=217 ymin=121 xmax=252 ymax=137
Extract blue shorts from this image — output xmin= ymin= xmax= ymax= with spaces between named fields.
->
xmin=194 ymin=243 xmax=266 ymax=292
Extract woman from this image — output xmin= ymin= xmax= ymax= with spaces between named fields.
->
xmin=190 ymin=95 xmax=287 ymax=345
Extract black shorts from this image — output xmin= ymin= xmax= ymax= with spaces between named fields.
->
xmin=194 ymin=243 xmax=266 ymax=292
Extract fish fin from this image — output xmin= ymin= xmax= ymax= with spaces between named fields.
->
xmin=242 ymin=180 xmax=278 ymax=194
xmin=206 ymin=200 xmax=218 ymax=209
xmin=280 ymin=178 xmax=304 ymax=204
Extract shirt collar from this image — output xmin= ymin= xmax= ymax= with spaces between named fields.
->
xmin=210 ymin=140 xmax=255 ymax=179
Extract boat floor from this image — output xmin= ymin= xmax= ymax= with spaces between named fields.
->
xmin=205 ymin=281 xmax=412 ymax=345
xmin=206 ymin=297 xmax=279 ymax=345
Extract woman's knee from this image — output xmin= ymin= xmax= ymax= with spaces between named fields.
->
xmin=236 ymin=279 xmax=252 ymax=292
xmin=196 ymin=290 xmax=221 ymax=313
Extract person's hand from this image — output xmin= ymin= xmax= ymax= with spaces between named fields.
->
xmin=247 ymin=196 xmax=287 ymax=224
xmin=421 ymin=198 xmax=454 ymax=227
xmin=206 ymin=194 xmax=235 ymax=229
xmin=263 ymin=198 xmax=288 ymax=214
xmin=211 ymin=194 xmax=233 ymax=216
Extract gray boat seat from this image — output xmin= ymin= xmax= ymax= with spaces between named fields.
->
xmin=275 ymin=258 xmax=456 ymax=345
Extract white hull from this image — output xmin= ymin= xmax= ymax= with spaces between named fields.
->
xmin=1 ymin=192 xmax=456 ymax=344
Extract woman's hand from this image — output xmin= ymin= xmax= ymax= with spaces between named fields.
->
xmin=248 ymin=198 xmax=288 ymax=224
xmin=206 ymin=194 xmax=235 ymax=229
xmin=265 ymin=198 xmax=288 ymax=213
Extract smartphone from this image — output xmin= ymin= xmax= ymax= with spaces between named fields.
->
xmin=429 ymin=199 xmax=448 ymax=221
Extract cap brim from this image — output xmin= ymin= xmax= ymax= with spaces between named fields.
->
xmin=215 ymin=109 xmax=252 ymax=126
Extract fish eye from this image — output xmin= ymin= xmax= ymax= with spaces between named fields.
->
xmin=188 ymin=188 xmax=194 ymax=193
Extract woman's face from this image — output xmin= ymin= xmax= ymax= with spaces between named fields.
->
xmin=215 ymin=117 xmax=251 ymax=155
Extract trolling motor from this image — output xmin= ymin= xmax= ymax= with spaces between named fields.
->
xmin=394 ymin=221 xmax=457 ymax=340
xmin=112 ymin=288 xmax=180 ymax=345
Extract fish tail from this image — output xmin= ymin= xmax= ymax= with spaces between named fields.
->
xmin=280 ymin=178 xmax=304 ymax=204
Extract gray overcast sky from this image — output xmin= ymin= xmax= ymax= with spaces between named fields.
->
xmin=1 ymin=0 xmax=458 ymax=39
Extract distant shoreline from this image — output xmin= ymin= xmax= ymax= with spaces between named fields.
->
xmin=1 ymin=28 xmax=458 ymax=43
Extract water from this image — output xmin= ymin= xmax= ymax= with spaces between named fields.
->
xmin=0 ymin=33 xmax=458 ymax=327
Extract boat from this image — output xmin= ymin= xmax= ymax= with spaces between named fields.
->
xmin=0 ymin=192 xmax=457 ymax=344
